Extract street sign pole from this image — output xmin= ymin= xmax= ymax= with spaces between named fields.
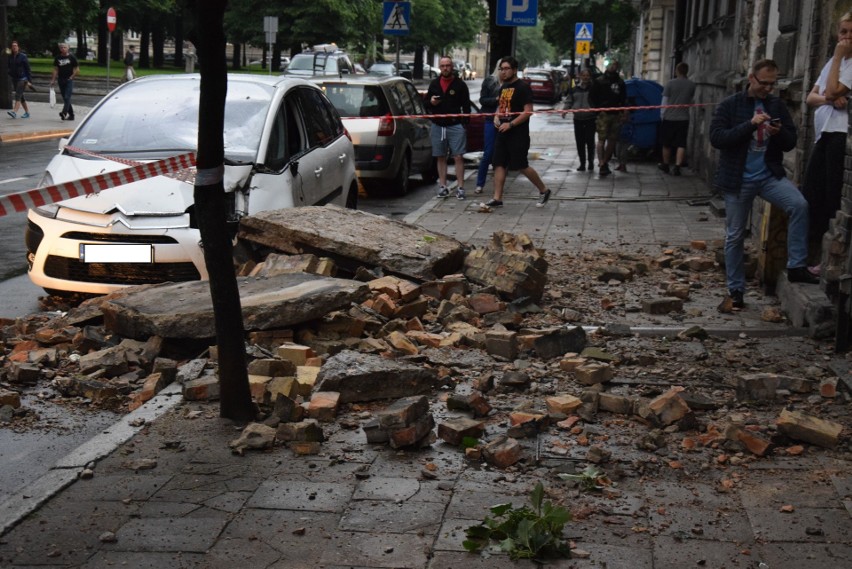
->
xmin=106 ymin=7 xmax=116 ymax=91
xmin=263 ymin=16 xmax=278 ymax=75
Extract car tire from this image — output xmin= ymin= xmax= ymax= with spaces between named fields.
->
xmin=388 ymin=154 xmax=411 ymax=195
xmin=345 ymin=182 xmax=358 ymax=209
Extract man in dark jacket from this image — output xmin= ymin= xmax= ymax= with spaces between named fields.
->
xmin=426 ymin=55 xmax=471 ymax=199
xmin=710 ymin=59 xmax=817 ymax=309
xmin=589 ymin=60 xmax=627 ymax=176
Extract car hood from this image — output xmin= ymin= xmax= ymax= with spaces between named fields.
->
xmin=46 ymin=156 xmax=253 ymax=216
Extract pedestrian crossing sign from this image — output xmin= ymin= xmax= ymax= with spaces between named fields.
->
xmin=575 ymin=22 xmax=593 ymax=41
xmin=383 ymin=1 xmax=411 ymax=36
xmin=575 ymin=40 xmax=590 ymax=55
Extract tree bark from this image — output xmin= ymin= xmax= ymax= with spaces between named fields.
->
xmin=193 ymin=0 xmax=256 ymax=422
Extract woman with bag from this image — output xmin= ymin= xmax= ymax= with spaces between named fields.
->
xmin=124 ymin=46 xmax=136 ymax=82
xmin=50 ymin=42 xmax=79 ymax=121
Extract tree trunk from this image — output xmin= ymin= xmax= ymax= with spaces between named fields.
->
xmin=174 ymin=14 xmax=184 ymax=68
xmin=486 ymin=0 xmax=514 ymax=72
xmin=140 ymin=28 xmax=150 ymax=68
xmin=193 ymin=0 xmax=256 ymax=422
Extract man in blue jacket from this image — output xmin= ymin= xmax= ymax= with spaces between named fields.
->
xmin=710 ymin=59 xmax=818 ymax=310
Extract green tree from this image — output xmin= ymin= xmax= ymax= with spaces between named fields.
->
xmin=516 ymin=23 xmax=556 ymax=68
xmin=538 ymin=0 xmax=638 ymax=57
xmin=8 ymin=0 xmax=74 ymax=54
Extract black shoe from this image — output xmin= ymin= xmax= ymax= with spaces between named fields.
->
xmin=672 ymin=165 xmax=682 ymax=176
xmin=577 ymin=164 xmax=586 ymax=172
xmin=657 ymin=163 xmax=670 ymax=173
xmin=599 ymin=164 xmax=611 ymax=176
xmin=59 ymin=111 xmax=66 ymax=120
xmin=67 ymin=114 xmax=74 ymax=121
xmin=484 ymin=199 xmax=503 ymax=207
xmin=536 ymin=189 xmax=551 ymax=207
xmin=787 ymin=267 xmax=820 ymax=284
xmin=729 ymin=289 xmax=745 ymax=309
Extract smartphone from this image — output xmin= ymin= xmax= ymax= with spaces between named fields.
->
xmin=769 ymin=118 xmax=781 ymax=125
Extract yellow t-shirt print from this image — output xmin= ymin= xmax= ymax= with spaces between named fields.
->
xmin=498 ymin=88 xmax=516 ymax=119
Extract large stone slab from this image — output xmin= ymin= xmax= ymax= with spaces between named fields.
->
xmin=100 ymin=272 xmax=369 ymax=340
xmin=238 ymin=204 xmax=465 ymax=281
xmin=314 ymin=350 xmax=441 ymax=403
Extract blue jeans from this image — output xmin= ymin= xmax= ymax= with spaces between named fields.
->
xmin=59 ymin=79 xmax=74 ymax=116
xmin=475 ymin=120 xmax=496 ymax=188
xmin=723 ymin=176 xmax=809 ymax=292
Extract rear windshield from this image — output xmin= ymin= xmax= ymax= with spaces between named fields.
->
xmin=525 ymin=73 xmax=551 ymax=82
xmin=320 ymin=84 xmax=389 ymax=117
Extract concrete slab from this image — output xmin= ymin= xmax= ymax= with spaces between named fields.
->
xmin=247 ymin=480 xmax=353 ymax=512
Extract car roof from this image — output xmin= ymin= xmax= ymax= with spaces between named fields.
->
xmin=132 ymin=72 xmax=320 ymax=91
xmin=312 ymin=75 xmax=412 ymax=87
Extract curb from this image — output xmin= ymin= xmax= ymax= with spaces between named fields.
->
xmin=0 ymin=383 xmax=184 ymax=537
xmin=0 ymin=129 xmax=72 ymax=143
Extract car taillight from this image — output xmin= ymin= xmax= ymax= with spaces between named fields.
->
xmin=378 ymin=114 xmax=395 ymax=137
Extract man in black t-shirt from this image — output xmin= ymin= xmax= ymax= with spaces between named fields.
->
xmin=484 ymin=56 xmax=551 ymax=209
xmin=50 ymin=43 xmax=79 ymax=121
xmin=589 ymin=60 xmax=627 ymax=176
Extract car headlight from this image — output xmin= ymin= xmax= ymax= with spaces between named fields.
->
xmin=32 ymin=203 xmax=60 ymax=219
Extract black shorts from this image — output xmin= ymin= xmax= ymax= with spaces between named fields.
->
xmin=492 ymin=127 xmax=531 ymax=171
xmin=660 ymin=120 xmax=689 ymax=148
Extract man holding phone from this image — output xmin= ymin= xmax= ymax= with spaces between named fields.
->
xmin=425 ymin=55 xmax=471 ymax=199
xmin=710 ymin=59 xmax=817 ymax=310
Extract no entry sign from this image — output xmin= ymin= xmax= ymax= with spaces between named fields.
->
xmin=107 ymin=7 xmax=117 ymax=32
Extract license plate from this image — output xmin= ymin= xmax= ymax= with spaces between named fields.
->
xmin=532 ymin=82 xmax=543 ymax=86
xmin=80 ymin=244 xmax=153 ymax=263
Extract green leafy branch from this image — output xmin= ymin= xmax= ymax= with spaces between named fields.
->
xmin=559 ymin=465 xmax=612 ymax=492
xmin=463 ymin=482 xmax=572 ymax=561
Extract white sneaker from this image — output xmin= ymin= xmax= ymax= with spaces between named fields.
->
xmin=437 ymin=185 xmax=450 ymax=198
xmin=456 ymin=188 xmax=466 ymax=200
xmin=474 ymin=186 xmax=483 ymax=194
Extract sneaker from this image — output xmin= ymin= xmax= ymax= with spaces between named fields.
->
xmin=21 ymin=112 xmax=29 ymax=119
xmin=59 ymin=111 xmax=66 ymax=120
xmin=437 ymin=185 xmax=450 ymax=198
xmin=730 ymin=289 xmax=745 ymax=309
xmin=536 ymin=189 xmax=551 ymax=207
xmin=7 ymin=111 xmax=15 ymax=119
xmin=599 ymin=164 xmax=611 ymax=176
xmin=672 ymin=165 xmax=682 ymax=176
xmin=787 ymin=266 xmax=820 ymax=284
xmin=474 ymin=186 xmax=483 ymax=194
xmin=67 ymin=115 xmax=75 ymax=121
xmin=657 ymin=163 xmax=670 ymax=173
xmin=484 ymin=199 xmax=503 ymax=207
xmin=456 ymin=188 xmax=466 ymax=200
xmin=577 ymin=164 xmax=586 ymax=172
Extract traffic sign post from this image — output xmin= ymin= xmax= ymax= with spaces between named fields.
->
xmin=382 ymin=1 xmax=410 ymax=36
xmin=575 ymin=40 xmax=590 ymax=55
xmin=263 ymin=16 xmax=278 ymax=74
xmin=496 ymin=0 xmax=538 ymax=27
xmin=106 ymin=7 xmax=116 ymax=91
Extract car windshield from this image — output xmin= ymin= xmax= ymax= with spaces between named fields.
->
xmin=70 ymin=77 xmax=272 ymax=162
xmin=370 ymin=63 xmax=394 ymax=74
xmin=321 ymin=84 xmax=389 ymax=118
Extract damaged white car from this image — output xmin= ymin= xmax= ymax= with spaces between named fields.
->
xmin=25 ymin=74 xmax=358 ymax=295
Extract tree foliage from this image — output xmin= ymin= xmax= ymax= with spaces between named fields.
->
xmin=516 ymin=23 xmax=556 ymax=68
xmin=7 ymin=0 xmax=74 ymax=55
xmin=538 ymin=0 xmax=638 ymax=57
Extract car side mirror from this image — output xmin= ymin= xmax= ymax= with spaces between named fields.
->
xmin=58 ymin=137 xmax=69 ymax=151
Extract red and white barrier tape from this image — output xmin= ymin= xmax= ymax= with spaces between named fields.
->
xmin=0 ymin=151 xmax=195 ymax=217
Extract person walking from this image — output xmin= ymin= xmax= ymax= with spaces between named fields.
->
xmin=124 ymin=45 xmax=136 ymax=82
xmin=50 ymin=42 xmax=80 ymax=121
xmin=7 ymin=40 xmax=32 ymax=119
xmin=710 ymin=58 xmax=818 ymax=310
xmin=425 ymin=55 xmax=471 ymax=200
xmin=589 ymin=60 xmax=627 ymax=176
xmin=801 ymin=11 xmax=852 ymax=274
xmin=474 ymin=63 xmax=501 ymax=195
xmin=484 ymin=56 xmax=551 ymax=209
xmin=564 ymin=68 xmax=597 ymax=172
xmin=658 ymin=62 xmax=696 ymax=176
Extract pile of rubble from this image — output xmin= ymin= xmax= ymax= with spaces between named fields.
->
xmin=1 ymin=206 xmax=849 ymax=480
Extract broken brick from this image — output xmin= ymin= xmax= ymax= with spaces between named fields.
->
xmin=482 ymin=435 xmax=523 ymax=469
xmin=647 ymin=387 xmax=690 ymax=426
xmin=777 ymin=409 xmax=843 ymax=448
xmin=545 ymin=394 xmax=583 ymax=415
xmin=574 ymin=363 xmax=614 ymax=386
xmin=437 ymin=417 xmax=486 ymax=446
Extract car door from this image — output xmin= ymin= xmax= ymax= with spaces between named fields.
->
xmin=293 ymin=86 xmax=350 ymax=206
xmin=397 ymin=81 xmax=432 ymax=170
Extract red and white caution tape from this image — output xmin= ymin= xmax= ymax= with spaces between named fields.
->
xmin=0 ymin=151 xmax=195 ymax=217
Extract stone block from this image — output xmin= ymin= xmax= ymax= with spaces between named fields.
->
xmin=0 ymin=388 xmax=21 ymax=408
xmin=248 ymin=374 xmax=272 ymax=403
xmin=308 ymin=391 xmax=340 ymax=422
xmin=666 ymin=283 xmax=690 ymax=299
xmin=248 ymin=358 xmax=297 ymax=377
xmin=394 ymin=297 xmax=429 ymax=319
xmin=387 ymin=330 xmax=420 ymax=355
xmin=290 ymin=441 xmax=322 ymax=455
xmin=485 ymin=328 xmax=518 ymax=360
xmin=437 ymin=417 xmax=486 ymax=446
xmin=276 ymin=343 xmax=315 ymax=366
xmin=574 ymin=363 xmax=613 ymax=386
xmin=545 ymin=394 xmax=583 ymax=415
xmin=481 ymin=435 xmax=523 ymax=469
xmin=405 ymin=330 xmax=444 ymax=348
xmin=389 ymin=413 xmax=435 ymax=448
xmin=362 ymin=417 xmax=390 ymax=444
xmin=272 ymin=394 xmax=304 ymax=423
xmin=597 ymin=265 xmax=633 ymax=282
xmin=378 ymin=395 xmax=430 ymax=429
xmin=647 ymin=387 xmax=690 ymax=426
xmin=295 ymin=366 xmax=321 ymax=396
xmin=533 ymin=326 xmax=587 ymax=359
xmin=598 ymin=392 xmax=634 ymax=415
xmin=468 ymin=293 xmax=505 ymax=314
xmin=641 ymin=298 xmax=684 ymax=314
xmin=777 ymin=409 xmax=842 ymax=448
xmin=558 ymin=356 xmax=587 ymax=372
xmin=10 ymin=362 xmax=41 ymax=384
xmin=267 ymin=376 xmax=298 ymax=401
xmin=368 ymin=275 xmax=422 ymax=302
xmin=276 ymin=418 xmax=325 ymax=442
xmin=736 ymin=373 xmax=780 ymax=402
xmin=183 ymin=376 xmax=220 ymax=401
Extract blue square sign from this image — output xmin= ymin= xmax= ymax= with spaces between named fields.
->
xmin=575 ymin=22 xmax=594 ymax=41
xmin=383 ymin=2 xmax=411 ymax=36
xmin=496 ymin=0 xmax=538 ymax=27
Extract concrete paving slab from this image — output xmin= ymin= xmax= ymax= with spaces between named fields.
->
xmin=220 ymin=508 xmax=339 ymax=553
xmin=109 ymin=517 xmax=228 ymax=552
xmin=81 ymin=551 xmax=206 ymax=568
xmin=754 ymin=542 xmax=852 ymax=568
xmin=747 ymin=506 xmax=852 ymax=543
xmin=651 ymin=534 xmax=755 ymax=568
xmin=247 ymin=479 xmax=353 ymax=512
xmin=318 ymin=531 xmax=433 ymax=567
xmin=339 ymin=499 xmax=446 ymax=533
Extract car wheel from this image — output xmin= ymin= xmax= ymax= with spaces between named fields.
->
xmin=345 ymin=181 xmax=358 ymax=209
xmin=388 ymin=154 xmax=411 ymax=195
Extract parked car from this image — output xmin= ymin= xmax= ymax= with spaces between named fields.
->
xmin=368 ymin=62 xmax=400 ymax=77
xmin=25 ymin=74 xmax=358 ymax=295
xmin=522 ymin=68 xmax=562 ymax=103
xmin=317 ymin=76 xmax=433 ymax=195
xmin=464 ymin=62 xmax=477 ymax=80
xmin=453 ymin=60 xmax=473 ymax=80
xmin=283 ymin=46 xmax=356 ymax=77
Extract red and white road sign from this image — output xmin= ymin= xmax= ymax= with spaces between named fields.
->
xmin=107 ymin=7 xmax=117 ymax=32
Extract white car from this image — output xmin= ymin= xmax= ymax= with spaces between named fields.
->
xmin=25 ymin=74 xmax=358 ymax=295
